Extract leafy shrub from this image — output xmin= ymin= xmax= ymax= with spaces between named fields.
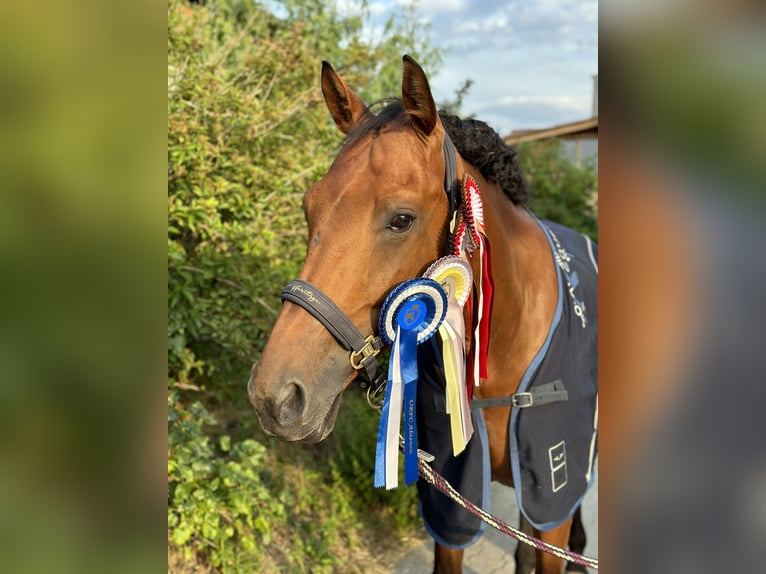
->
xmin=168 ymin=389 xmax=421 ymax=573
xmin=168 ymin=1 xmax=441 ymax=571
xmin=168 ymin=392 xmax=278 ymax=571
xmin=168 ymin=0 xmax=442 ymax=389
xmin=516 ymin=139 xmax=598 ymax=241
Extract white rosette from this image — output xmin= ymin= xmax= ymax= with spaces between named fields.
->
xmin=425 ymin=256 xmax=475 ymax=455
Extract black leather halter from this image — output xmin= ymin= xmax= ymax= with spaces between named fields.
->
xmin=281 ymin=279 xmax=384 ymax=382
xmin=279 ymin=128 xmax=460 ymax=392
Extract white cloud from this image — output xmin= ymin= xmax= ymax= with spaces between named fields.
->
xmin=368 ymin=2 xmax=388 ymax=16
xmin=495 ymin=95 xmax=591 ymax=110
xmin=337 ymin=0 xmax=390 ymax=17
xmin=335 ymin=0 xmax=363 ymax=17
xmin=397 ymin=0 xmax=466 ymax=14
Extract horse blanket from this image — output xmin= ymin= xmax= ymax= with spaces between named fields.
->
xmin=416 ymin=217 xmax=598 ymax=547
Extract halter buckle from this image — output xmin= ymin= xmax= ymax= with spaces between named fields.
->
xmin=349 ymin=335 xmax=381 ymax=370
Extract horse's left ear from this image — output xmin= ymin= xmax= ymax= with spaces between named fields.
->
xmin=321 ymin=61 xmax=370 ymax=134
xmin=401 ymin=55 xmax=438 ymax=136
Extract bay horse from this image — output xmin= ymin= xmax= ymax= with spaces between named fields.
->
xmin=249 ymin=56 xmax=597 ymax=573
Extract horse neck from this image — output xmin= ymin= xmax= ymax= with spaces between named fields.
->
xmin=461 ymin=166 xmax=558 ymax=392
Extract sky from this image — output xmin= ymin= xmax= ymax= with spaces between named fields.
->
xmin=351 ymin=0 xmax=598 ymax=137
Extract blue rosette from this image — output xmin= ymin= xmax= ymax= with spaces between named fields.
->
xmin=374 ymin=278 xmax=447 ymax=489
xmin=377 ymin=278 xmax=447 ymax=346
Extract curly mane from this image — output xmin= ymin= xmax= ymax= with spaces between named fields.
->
xmin=439 ymin=112 xmax=529 ymax=206
xmin=342 ymin=100 xmax=529 ymax=206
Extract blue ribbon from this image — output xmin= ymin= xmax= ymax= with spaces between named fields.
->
xmin=373 ymin=278 xmax=447 ymax=489
xmin=398 ymin=303 xmax=422 ymax=485
xmin=373 ymin=356 xmax=397 ymax=488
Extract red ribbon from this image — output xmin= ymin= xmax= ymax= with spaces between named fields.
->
xmin=478 ymin=234 xmax=493 ymax=379
xmin=465 ymin=292 xmax=475 ymax=400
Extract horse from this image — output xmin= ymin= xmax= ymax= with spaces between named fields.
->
xmin=249 ymin=55 xmax=597 ymax=574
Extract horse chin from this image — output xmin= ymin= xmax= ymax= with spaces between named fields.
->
xmin=291 ymin=390 xmax=343 ymax=444
xmin=293 ymin=370 xmax=357 ymax=443
xmin=256 ymin=402 xmax=340 ymax=443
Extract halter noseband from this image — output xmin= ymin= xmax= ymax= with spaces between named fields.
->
xmin=280 ymin=128 xmax=460 ymax=392
xmin=281 ymin=279 xmax=384 ymax=383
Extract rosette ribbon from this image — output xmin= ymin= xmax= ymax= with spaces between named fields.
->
xmin=451 ymin=174 xmax=494 ymax=389
xmin=474 ymin=232 xmax=493 ymax=385
xmin=425 ymin=256 xmax=474 ymax=455
xmin=374 ymin=278 xmax=447 ymax=489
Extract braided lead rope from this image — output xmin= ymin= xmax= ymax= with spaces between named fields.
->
xmin=418 ymin=459 xmax=599 ymax=570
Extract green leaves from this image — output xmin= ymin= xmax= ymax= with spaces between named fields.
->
xmin=517 ymin=140 xmax=599 ymax=241
xmin=168 ymin=393 xmax=272 ymax=570
xmin=167 ymin=1 xmax=444 ymax=571
xmin=168 ymin=392 xmax=416 ymax=572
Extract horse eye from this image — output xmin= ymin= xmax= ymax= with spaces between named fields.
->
xmin=388 ymin=213 xmax=415 ymax=232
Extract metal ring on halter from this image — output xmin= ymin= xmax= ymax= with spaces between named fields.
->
xmin=366 ymin=381 xmax=385 ymax=412
xmin=349 ymin=335 xmax=380 ymax=370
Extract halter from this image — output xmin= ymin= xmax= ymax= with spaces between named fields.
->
xmin=281 ymin=279 xmax=384 ymax=384
xmin=279 ymin=127 xmax=460 ymax=393
xmin=442 ymin=130 xmax=460 ymax=216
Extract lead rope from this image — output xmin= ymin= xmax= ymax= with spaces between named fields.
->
xmin=365 ymin=377 xmax=597 ymax=568
xmin=417 ymin=457 xmax=599 ymax=570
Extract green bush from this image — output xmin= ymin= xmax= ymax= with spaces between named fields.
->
xmin=516 ymin=139 xmax=598 ymax=241
xmin=168 ymin=0 xmax=442 ymax=389
xmin=168 ymin=1 xmax=439 ymax=571
xmin=168 ymin=392 xmax=276 ymax=571
xmin=168 ymin=389 xmax=421 ymax=573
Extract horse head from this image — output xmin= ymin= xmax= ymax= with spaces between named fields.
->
xmin=249 ymin=56 xmax=453 ymax=442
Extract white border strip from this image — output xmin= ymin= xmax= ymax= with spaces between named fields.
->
xmin=584 ymin=233 xmax=598 ymax=274
xmin=585 ymin=393 xmax=598 ymax=482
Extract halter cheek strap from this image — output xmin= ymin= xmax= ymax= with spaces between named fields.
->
xmin=442 ymin=130 xmax=460 ymax=217
xmin=281 ymin=279 xmax=384 ymax=383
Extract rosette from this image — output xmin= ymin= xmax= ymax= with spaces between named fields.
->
xmin=374 ymin=278 xmax=447 ymax=489
xmin=451 ymin=174 xmax=494 ymax=389
xmin=424 ymin=256 xmax=472 ymax=306
xmin=377 ymin=278 xmax=447 ymax=346
xmin=425 ymin=256 xmax=475 ymax=455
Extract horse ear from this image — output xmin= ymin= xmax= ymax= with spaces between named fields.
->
xmin=401 ymin=55 xmax=438 ymax=136
xmin=321 ymin=61 xmax=370 ymax=134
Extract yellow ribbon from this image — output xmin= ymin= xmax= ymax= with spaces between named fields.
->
xmin=426 ymin=257 xmax=474 ymax=455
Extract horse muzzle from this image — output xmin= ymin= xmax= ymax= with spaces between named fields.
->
xmin=248 ymin=278 xmax=383 ymax=442
xmin=247 ymin=360 xmax=344 ymax=443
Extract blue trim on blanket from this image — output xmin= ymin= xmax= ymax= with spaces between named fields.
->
xmin=508 ymin=214 xmax=565 ymax=530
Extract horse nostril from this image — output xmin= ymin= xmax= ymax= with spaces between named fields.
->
xmin=274 ymin=380 xmax=309 ymax=426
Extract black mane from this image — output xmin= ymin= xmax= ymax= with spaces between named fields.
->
xmin=342 ymin=99 xmax=529 ymax=206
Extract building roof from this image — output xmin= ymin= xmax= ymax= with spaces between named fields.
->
xmin=504 ymin=117 xmax=598 ymax=145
